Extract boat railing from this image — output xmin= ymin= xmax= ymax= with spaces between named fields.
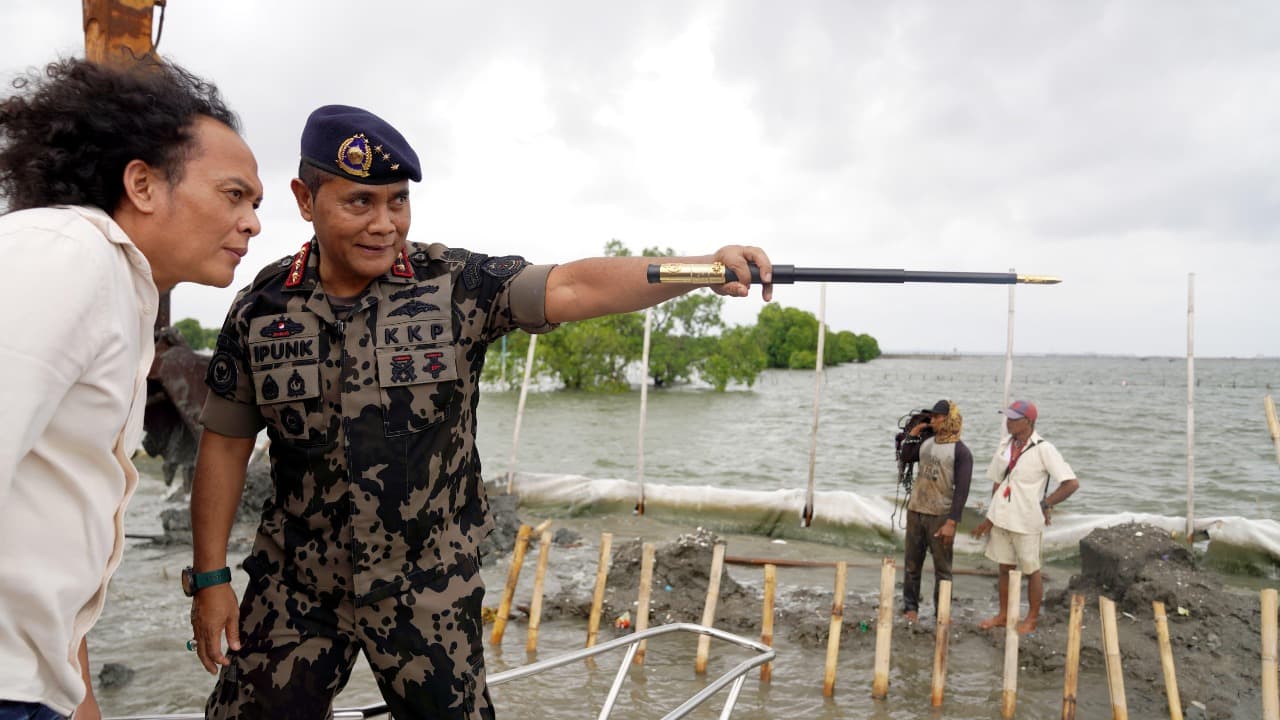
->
xmin=106 ymin=622 xmax=775 ymax=720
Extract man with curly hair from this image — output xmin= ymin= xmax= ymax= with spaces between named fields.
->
xmin=187 ymin=104 xmax=771 ymax=719
xmin=897 ymin=399 xmax=973 ymax=623
xmin=0 ymin=58 xmax=262 ymax=720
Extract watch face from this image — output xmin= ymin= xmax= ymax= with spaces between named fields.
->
xmin=181 ymin=567 xmax=195 ymax=597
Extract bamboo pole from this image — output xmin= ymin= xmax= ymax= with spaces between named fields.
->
xmin=760 ymin=564 xmax=777 ymax=682
xmin=930 ymin=579 xmax=953 ymax=707
xmin=1061 ymin=594 xmax=1085 ymax=720
xmin=633 ymin=542 xmax=655 ymax=665
xmin=1099 ymin=596 xmax=1129 ymax=720
xmin=585 ymin=532 xmax=613 ymax=648
xmin=872 ymin=558 xmax=895 ymax=699
xmin=1001 ymin=266 xmax=1015 ymax=444
xmin=505 ymin=334 xmax=538 ymax=494
xmin=525 ymin=530 xmax=552 ymax=654
xmin=823 ymin=561 xmax=848 ymax=697
xmin=695 ymin=543 xmax=727 ymax=674
xmin=802 ymin=283 xmax=827 ymax=528
xmin=1186 ymin=273 xmax=1195 ymax=541
xmin=1264 ymin=589 xmax=1279 ymax=720
xmin=490 ymin=524 xmax=532 ymax=646
xmin=1001 ymin=569 xmax=1023 ymax=719
xmin=635 ymin=307 xmax=653 ymax=514
xmin=1152 ymin=601 xmax=1183 ymax=720
xmin=1265 ymin=395 xmax=1280 ymax=467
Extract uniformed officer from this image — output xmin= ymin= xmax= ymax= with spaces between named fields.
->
xmin=188 ymin=104 xmax=772 ymax=719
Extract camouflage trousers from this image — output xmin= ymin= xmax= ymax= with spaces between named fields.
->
xmin=205 ymin=564 xmax=492 ymax=720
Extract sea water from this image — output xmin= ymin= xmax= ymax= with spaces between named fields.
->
xmin=92 ymin=355 xmax=1279 ymax=718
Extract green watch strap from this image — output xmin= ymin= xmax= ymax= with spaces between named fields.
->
xmin=194 ymin=567 xmax=232 ymax=590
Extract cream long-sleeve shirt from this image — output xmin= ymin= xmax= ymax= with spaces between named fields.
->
xmin=0 ymin=206 xmax=157 ymax=715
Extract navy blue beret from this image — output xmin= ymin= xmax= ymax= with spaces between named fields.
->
xmin=300 ymin=104 xmax=421 ymax=184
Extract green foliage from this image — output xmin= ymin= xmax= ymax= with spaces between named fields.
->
xmin=855 ymin=333 xmax=881 ymax=362
xmin=788 ymin=349 xmax=817 ymax=369
xmin=173 ymin=317 xmax=217 ymax=350
xmin=538 ymin=312 xmax=642 ymax=391
xmin=755 ymin=305 xmax=880 ymax=368
xmin=647 ymin=291 xmax=724 ymax=387
xmin=698 ymin=325 xmax=767 ymax=391
xmin=480 ymin=331 xmax=536 ymax=389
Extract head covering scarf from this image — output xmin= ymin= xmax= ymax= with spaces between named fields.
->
xmin=934 ymin=401 xmax=962 ymax=444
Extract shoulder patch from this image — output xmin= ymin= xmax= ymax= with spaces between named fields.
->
xmin=460 ymin=252 xmax=489 ymax=291
xmin=206 ymin=350 xmax=238 ymax=396
xmin=481 ymin=255 xmax=529 ymax=279
xmin=442 ymin=247 xmax=471 ymax=263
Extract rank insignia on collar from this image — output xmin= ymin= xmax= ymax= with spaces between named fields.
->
xmin=391 ymin=248 xmax=414 ymax=278
xmin=284 ymin=241 xmax=312 ymax=288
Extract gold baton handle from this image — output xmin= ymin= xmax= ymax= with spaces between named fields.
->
xmin=648 ymin=262 xmax=729 ymax=284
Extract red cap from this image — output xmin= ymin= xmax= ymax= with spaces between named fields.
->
xmin=1004 ymin=400 xmax=1037 ymax=423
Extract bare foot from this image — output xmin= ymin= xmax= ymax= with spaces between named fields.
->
xmin=1016 ymin=615 xmax=1039 ymax=635
xmin=902 ymin=610 xmax=918 ymax=623
xmin=978 ymin=615 xmax=1006 ymax=630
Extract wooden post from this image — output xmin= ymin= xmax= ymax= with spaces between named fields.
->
xmin=585 ymin=532 xmax=613 ymax=648
xmin=1185 ymin=273 xmax=1195 ymax=540
xmin=1001 ymin=569 xmax=1023 ymax=719
xmin=525 ymin=530 xmax=552 ymax=654
xmin=632 ymin=542 xmax=655 ymax=665
xmin=1153 ymin=601 xmax=1183 ymax=720
xmin=1099 ymin=596 xmax=1129 ymax=720
xmin=1264 ymin=589 xmax=1279 ymax=720
xmin=802 ymin=283 xmax=827 ymax=527
xmin=1266 ymin=395 xmax=1280 ymax=468
xmin=930 ymin=579 xmax=953 ymax=707
xmin=489 ymin=524 xmax=531 ymax=646
xmin=506 ymin=334 xmax=538 ymax=494
xmin=1061 ymin=594 xmax=1085 ymax=720
xmin=823 ymin=561 xmax=848 ymax=697
xmin=871 ymin=558 xmax=895 ymax=699
xmin=695 ymin=543 xmax=727 ymax=674
xmin=760 ymin=563 xmax=777 ymax=682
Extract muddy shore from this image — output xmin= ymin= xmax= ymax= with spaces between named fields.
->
xmin=486 ymin=494 xmax=1271 ymax=719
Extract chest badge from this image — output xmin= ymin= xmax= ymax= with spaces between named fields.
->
xmin=261 ymin=374 xmax=280 ymax=401
xmin=261 ymin=316 xmax=305 ymax=339
xmin=424 ymin=351 xmax=448 ymax=379
xmin=287 ymin=369 xmax=307 ymax=397
xmin=390 ymin=354 xmax=417 ymax=383
xmin=388 ymin=300 xmax=441 ymax=318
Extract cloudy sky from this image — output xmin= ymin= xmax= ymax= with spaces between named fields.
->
xmin=5 ymin=1 xmax=1278 ymax=357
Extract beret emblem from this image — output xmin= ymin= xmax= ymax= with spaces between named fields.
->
xmin=337 ymin=133 xmax=373 ymax=178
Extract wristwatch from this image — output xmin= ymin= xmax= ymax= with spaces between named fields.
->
xmin=181 ymin=566 xmax=231 ymax=597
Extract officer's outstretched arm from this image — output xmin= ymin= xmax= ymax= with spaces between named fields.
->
xmin=189 ymin=429 xmax=254 ymax=674
xmin=544 ymin=245 xmax=772 ymax=324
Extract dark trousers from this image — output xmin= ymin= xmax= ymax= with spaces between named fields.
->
xmin=0 ymin=702 xmax=66 ymax=720
xmin=902 ymin=510 xmax=954 ymax=613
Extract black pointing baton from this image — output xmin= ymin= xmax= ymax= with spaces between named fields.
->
xmin=645 ymin=263 xmax=1061 ymax=286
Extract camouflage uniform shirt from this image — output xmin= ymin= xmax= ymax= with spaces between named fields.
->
xmin=201 ymin=239 xmax=555 ymax=605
